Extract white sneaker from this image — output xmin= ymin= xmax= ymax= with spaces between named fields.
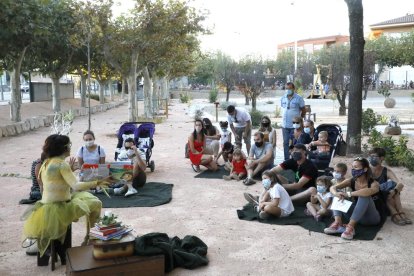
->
xmin=259 ymin=211 xmax=270 ymax=220
xmin=24 ymin=239 xmax=38 ymax=256
xmin=114 ymin=187 xmax=124 ymax=195
xmin=125 ymin=187 xmax=138 ymax=197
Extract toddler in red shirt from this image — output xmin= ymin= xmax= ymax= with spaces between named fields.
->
xmin=223 ymin=149 xmax=247 ymax=181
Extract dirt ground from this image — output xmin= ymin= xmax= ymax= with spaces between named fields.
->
xmin=0 ymin=95 xmax=413 ymax=275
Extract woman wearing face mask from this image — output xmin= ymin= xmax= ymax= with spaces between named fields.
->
xmin=259 ymin=115 xmax=277 ymax=153
xmin=255 ymin=170 xmax=294 ymax=220
xmin=188 ymin=119 xmax=218 ymax=172
xmin=369 ymin=147 xmax=411 ymax=225
xmin=324 ymin=157 xmax=386 ymax=240
xmin=77 ymin=130 xmax=106 ymax=167
xmin=303 ymin=119 xmax=316 ymax=141
xmin=289 ymin=116 xmax=312 ymax=149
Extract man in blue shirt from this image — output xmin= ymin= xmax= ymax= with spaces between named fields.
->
xmin=280 ymin=82 xmax=306 ymax=160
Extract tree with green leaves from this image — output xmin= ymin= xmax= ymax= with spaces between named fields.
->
xmin=0 ymin=0 xmax=45 ymax=121
xmin=28 ymin=0 xmax=80 ymax=113
xmin=213 ymin=51 xmax=238 ymax=102
xmin=236 ymin=56 xmax=266 ymax=110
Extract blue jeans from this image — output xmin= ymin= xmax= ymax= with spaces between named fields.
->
xmin=282 ymin=127 xmax=294 ymax=160
xmin=333 ymin=196 xmax=380 ymax=226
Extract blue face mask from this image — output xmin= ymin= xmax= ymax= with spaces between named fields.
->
xmin=332 ymin=172 xmax=342 ymax=180
xmin=317 ymin=185 xmax=327 ymax=193
xmin=351 ymin=168 xmax=365 ymax=178
xmin=304 ymin=127 xmax=311 ymax=134
xmin=286 ymin=89 xmax=293 ymax=96
xmin=262 ymin=178 xmax=272 ymax=190
xmin=221 ymin=128 xmax=227 ymax=132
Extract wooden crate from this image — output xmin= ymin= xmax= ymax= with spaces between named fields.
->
xmin=66 ymin=245 xmax=164 ymax=276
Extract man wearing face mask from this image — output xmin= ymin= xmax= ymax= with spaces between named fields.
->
xmin=116 ymin=138 xmax=146 ymax=162
xmin=280 ymin=82 xmax=306 ymax=160
xmin=226 ymin=105 xmax=252 ymax=154
xmin=244 ymin=132 xmax=274 ymax=185
xmin=270 ymin=143 xmax=318 ymax=202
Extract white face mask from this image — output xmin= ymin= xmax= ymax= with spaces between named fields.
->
xmin=85 ymin=140 xmax=94 ymax=147
xmin=293 ymin=123 xmax=300 ymax=129
xmin=195 ymin=126 xmax=203 ymax=133
xmin=127 ymin=149 xmax=135 ymax=156
xmin=333 ymin=172 xmax=342 ymax=180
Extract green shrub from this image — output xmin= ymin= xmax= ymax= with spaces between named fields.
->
xmin=411 ymin=92 xmax=414 ymax=103
xmin=209 ymin=89 xmax=218 ymax=103
xmin=219 ymin=101 xmax=236 ymax=111
xmin=249 ymin=109 xmax=265 ymax=127
xmin=179 ymin=92 xmax=191 ymax=103
xmin=86 ymin=94 xmax=100 ymax=101
xmin=363 ymin=129 xmax=414 ymax=171
xmin=378 ymin=84 xmax=391 ymax=98
xmin=194 ymin=108 xmax=204 ymax=120
xmin=361 ymin=108 xmax=378 ymax=135
xmin=266 ymin=100 xmax=274 ymax=104
xmin=378 ymin=115 xmax=388 ymax=125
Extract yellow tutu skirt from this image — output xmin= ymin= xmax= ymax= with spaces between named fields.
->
xmin=22 ymin=192 xmax=102 ymax=256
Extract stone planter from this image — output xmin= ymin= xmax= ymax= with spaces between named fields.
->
xmin=384 ymin=126 xmax=401 ymax=135
xmin=384 ymin=97 xmax=396 ymax=108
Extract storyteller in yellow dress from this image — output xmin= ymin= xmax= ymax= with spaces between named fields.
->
xmin=22 ymin=134 xmax=111 ymax=260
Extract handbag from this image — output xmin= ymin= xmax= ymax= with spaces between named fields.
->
xmin=336 ymin=136 xmax=347 ymax=156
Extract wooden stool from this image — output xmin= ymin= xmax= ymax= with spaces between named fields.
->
xmin=37 ymin=224 xmax=72 ymax=271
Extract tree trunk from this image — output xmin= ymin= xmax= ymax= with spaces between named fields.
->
xmin=345 ymin=0 xmax=364 ymax=154
xmin=51 ymin=77 xmax=61 ymax=113
xmin=97 ymin=80 xmax=106 ymax=104
xmin=337 ymin=89 xmax=347 ymax=116
xmin=109 ymin=79 xmax=114 ymax=101
xmin=143 ymin=66 xmax=153 ymax=118
xmin=121 ymin=77 xmax=126 ymax=100
xmin=77 ymin=68 xmax=87 ymax=107
xmin=244 ymin=94 xmax=250 ymax=105
xmin=226 ymin=85 xmax=231 ymax=102
xmin=152 ymin=74 xmax=160 ymax=114
xmin=160 ymin=77 xmax=170 ymax=100
xmin=251 ymin=96 xmax=257 ymax=111
xmin=10 ymin=47 xmax=27 ymax=122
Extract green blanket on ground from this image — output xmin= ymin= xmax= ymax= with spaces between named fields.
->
xmin=237 ymin=203 xmax=384 ymax=240
xmin=94 ymin=182 xmax=173 ymax=208
xmin=194 ymin=166 xmax=228 ymax=179
xmin=134 ymin=232 xmax=208 ymax=272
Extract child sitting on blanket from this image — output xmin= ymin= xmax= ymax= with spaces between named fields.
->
xmin=306 ymin=175 xmax=334 ymax=221
xmin=215 ymin=141 xmax=234 ymax=170
xmin=256 ymin=170 xmax=294 ymax=220
xmin=223 ymin=149 xmax=247 ymax=181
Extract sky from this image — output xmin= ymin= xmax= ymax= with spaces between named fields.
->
xmin=114 ymin=0 xmax=413 ymax=59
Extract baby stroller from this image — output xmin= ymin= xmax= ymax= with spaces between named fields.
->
xmin=115 ymin=122 xmax=156 ymax=172
xmin=309 ymin=124 xmax=345 ymax=173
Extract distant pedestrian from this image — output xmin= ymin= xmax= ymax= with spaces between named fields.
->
xmin=280 ymin=82 xmax=306 ymax=160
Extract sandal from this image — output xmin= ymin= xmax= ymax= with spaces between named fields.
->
xmin=191 ymin=164 xmax=201 ymax=173
xmin=391 ymin=213 xmax=406 ymax=226
xmin=399 ymin=212 xmax=412 ymax=225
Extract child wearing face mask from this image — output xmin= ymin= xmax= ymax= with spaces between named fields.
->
xmin=256 ymin=170 xmax=294 ymax=220
xmin=306 ymin=176 xmax=333 ymax=221
xmin=219 ymin=121 xmax=232 ymax=147
xmin=259 ymin=115 xmax=277 ymax=152
xmin=289 ymin=116 xmax=312 ymax=148
xmin=223 ymin=149 xmax=247 ymax=181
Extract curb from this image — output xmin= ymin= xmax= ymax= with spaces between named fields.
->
xmin=0 ymin=100 xmax=127 ymax=139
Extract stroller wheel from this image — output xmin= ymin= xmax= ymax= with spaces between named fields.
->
xmin=150 ymin=160 xmax=155 ymax=172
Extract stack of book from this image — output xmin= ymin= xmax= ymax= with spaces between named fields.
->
xmin=89 ymin=222 xmax=132 ymax=241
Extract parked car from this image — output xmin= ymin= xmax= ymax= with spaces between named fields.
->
xmin=21 ymin=84 xmax=29 ymax=93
